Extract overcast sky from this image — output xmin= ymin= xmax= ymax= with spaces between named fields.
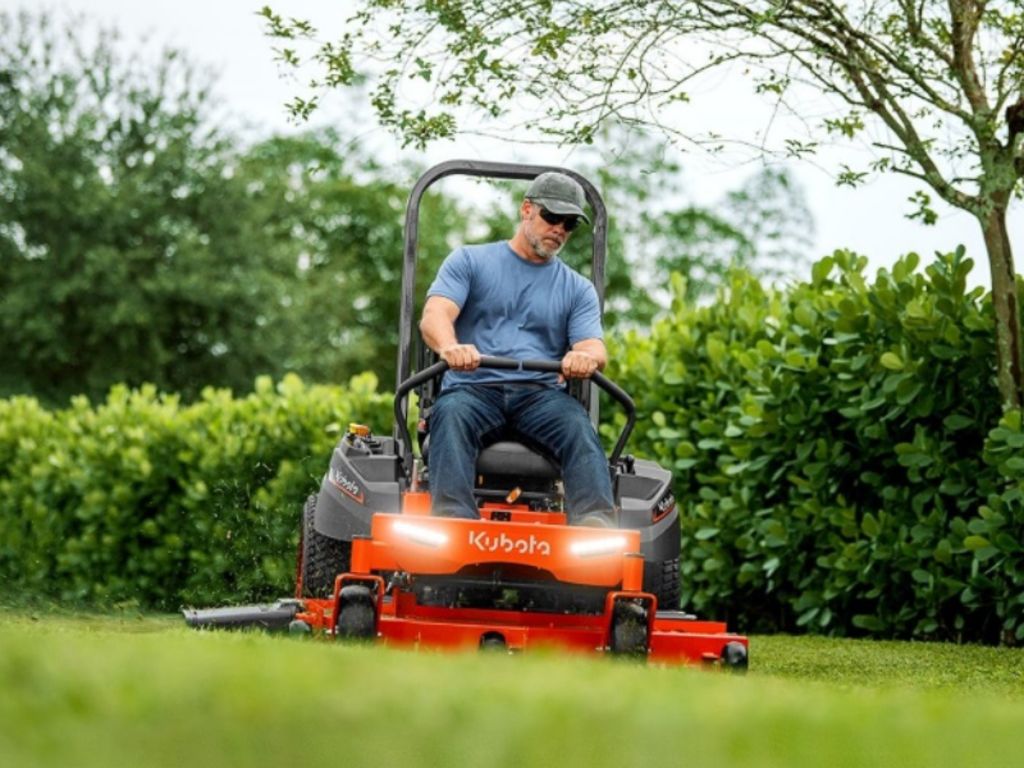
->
xmin=12 ymin=0 xmax=1022 ymax=289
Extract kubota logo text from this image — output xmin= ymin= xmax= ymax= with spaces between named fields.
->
xmin=329 ymin=467 xmax=365 ymax=504
xmin=468 ymin=530 xmax=551 ymax=556
xmin=654 ymin=491 xmax=676 ymax=522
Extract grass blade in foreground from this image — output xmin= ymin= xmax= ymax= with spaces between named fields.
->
xmin=0 ymin=618 xmax=1021 ymax=768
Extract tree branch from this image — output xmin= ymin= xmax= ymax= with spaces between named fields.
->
xmin=948 ymin=0 xmax=992 ymax=123
xmin=782 ymin=1 xmax=970 ymax=121
xmin=899 ymin=0 xmax=955 ymax=68
xmin=993 ymin=27 xmax=1024 ymax=114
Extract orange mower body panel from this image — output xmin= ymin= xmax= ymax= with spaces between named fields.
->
xmin=352 ymin=511 xmax=646 ymax=590
xmin=290 ymin=496 xmax=749 ymax=669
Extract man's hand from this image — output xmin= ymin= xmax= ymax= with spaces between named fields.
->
xmin=441 ymin=343 xmax=481 ymax=371
xmin=561 ymin=350 xmax=600 ymax=379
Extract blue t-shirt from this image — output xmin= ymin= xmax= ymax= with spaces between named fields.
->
xmin=427 ymin=241 xmax=603 ymax=388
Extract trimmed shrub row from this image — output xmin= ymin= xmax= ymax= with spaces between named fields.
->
xmin=0 ymin=374 xmax=391 ymax=609
xmin=2 ymin=247 xmax=1021 ymax=642
xmin=604 ymin=247 xmax=1022 ymax=643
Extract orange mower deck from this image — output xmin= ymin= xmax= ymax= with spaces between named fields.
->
xmin=288 ymin=500 xmax=748 ymax=668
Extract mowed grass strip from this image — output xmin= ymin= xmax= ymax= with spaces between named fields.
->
xmin=755 ymin=633 xmax=1024 ymax=695
xmin=0 ymin=614 xmax=1022 ymax=768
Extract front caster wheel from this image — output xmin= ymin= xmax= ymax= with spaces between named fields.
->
xmin=609 ymin=600 xmax=649 ymax=658
xmin=335 ymin=585 xmax=377 ymax=641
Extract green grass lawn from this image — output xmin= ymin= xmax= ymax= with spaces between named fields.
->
xmin=1 ymin=608 xmax=1021 ymax=768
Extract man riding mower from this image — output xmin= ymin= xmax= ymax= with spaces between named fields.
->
xmin=185 ymin=160 xmax=748 ymax=669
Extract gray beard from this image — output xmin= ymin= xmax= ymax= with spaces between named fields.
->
xmin=526 ymin=230 xmax=562 ymax=260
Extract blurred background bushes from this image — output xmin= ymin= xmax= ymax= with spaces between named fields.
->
xmin=0 ymin=374 xmax=391 ymax=609
xmin=606 ymin=248 xmax=1024 ymax=644
xmin=0 ymin=10 xmax=811 ymax=405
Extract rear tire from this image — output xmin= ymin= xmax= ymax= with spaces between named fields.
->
xmin=300 ymin=494 xmax=351 ymax=598
xmin=644 ymin=556 xmax=681 ymax=610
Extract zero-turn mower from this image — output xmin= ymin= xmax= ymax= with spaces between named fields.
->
xmin=184 ymin=160 xmax=748 ymax=670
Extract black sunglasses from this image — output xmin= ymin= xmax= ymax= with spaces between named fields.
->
xmin=536 ymin=205 xmax=581 ymax=232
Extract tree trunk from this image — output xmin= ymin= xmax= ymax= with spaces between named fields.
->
xmin=980 ymin=203 xmax=1023 ymax=409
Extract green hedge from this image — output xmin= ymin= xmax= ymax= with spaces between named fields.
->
xmin=605 ymin=247 xmax=1023 ymax=643
xmin=3 ymin=247 xmax=1022 ymax=643
xmin=0 ymin=374 xmax=391 ymax=609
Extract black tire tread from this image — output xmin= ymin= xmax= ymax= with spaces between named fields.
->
xmin=336 ymin=602 xmax=376 ymax=640
xmin=643 ymin=556 xmax=681 ymax=611
xmin=335 ymin=586 xmax=376 ymax=640
xmin=301 ymin=495 xmax=351 ymax=598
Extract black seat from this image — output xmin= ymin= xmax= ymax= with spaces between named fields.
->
xmin=476 ymin=441 xmax=560 ymax=479
xmin=419 ymin=434 xmax=561 ymax=480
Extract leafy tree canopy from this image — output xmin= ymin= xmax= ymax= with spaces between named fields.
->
xmin=0 ymin=11 xmax=290 ymax=402
xmin=0 ymin=11 xmax=465 ymax=402
xmin=234 ymin=131 xmax=470 ymax=389
xmin=0 ymin=10 xmax=812 ymax=404
xmin=263 ymin=0 xmax=1024 ymax=406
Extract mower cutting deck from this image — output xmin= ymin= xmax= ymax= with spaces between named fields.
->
xmin=298 ymin=502 xmax=747 ymax=665
xmin=185 ymin=493 xmax=748 ymax=668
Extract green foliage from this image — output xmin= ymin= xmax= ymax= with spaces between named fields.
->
xmin=0 ymin=12 xmax=288 ymax=403
xmin=0 ymin=13 xmax=821 ymax=405
xmin=272 ymin=1 xmax=1024 ymax=216
xmin=4 ymin=246 xmax=1020 ymax=644
xmin=231 ymin=132 xmax=468 ymax=389
xmin=0 ymin=375 xmax=392 ymax=609
xmin=587 ymin=136 xmax=813 ymax=318
xmin=269 ymin=0 xmax=1024 ymax=407
xmin=978 ymin=408 xmax=1024 ymax=642
xmin=0 ymin=12 xmax=468 ymax=404
xmin=605 ymin=246 xmax=1021 ymax=642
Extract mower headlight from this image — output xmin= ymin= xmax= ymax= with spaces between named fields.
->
xmin=393 ymin=520 xmax=448 ymax=548
xmin=570 ymin=535 xmax=628 ymax=558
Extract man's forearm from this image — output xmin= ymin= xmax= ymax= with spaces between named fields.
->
xmin=420 ymin=297 xmax=462 ymax=354
xmin=420 ymin=298 xmax=480 ymax=370
xmin=420 ymin=311 xmax=458 ymax=354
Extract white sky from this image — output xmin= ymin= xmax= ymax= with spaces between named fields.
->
xmin=13 ymin=0 xmax=1023 ymax=290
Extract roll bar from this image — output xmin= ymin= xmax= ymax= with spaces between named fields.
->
xmin=393 ymin=160 xmax=613 ymax=477
xmin=395 ymin=159 xmax=607 ymax=400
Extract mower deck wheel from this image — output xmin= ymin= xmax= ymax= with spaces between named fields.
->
xmin=721 ymin=641 xmax=749 ymax=672
xmin=288 ymin=619 xmax=312 ymax=636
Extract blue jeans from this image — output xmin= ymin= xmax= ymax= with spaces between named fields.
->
xmin=427 ymin=384 xmax=615 ymax=521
